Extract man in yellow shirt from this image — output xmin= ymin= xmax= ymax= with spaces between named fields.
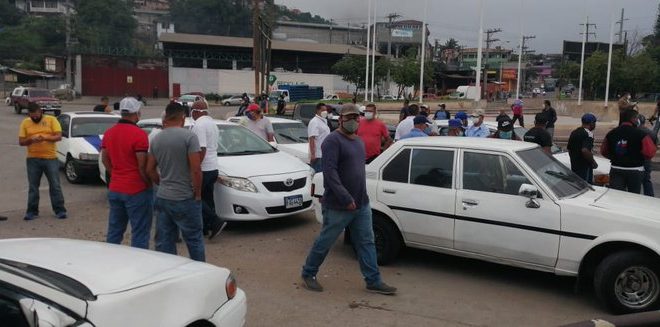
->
xmin=18 ymin=103 xmax=67 ymax=220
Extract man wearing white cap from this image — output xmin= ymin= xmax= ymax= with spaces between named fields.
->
xmin=101 ymin=97 xmax=153 ymax=249
xmin=465 ymin=109 xmax=489 ymax=138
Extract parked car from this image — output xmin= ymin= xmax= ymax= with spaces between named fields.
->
xmin=8 ymin=86 xmax=27 ymax=106
xmin=312 ymin=137 xmax=660 ymax=314
xmin=229 ymin=117 xmax=309 ymax=163
xmin=56 ymin=112 xmax=119 ymax=184
xmin=174 ymin=94 xmax=205 ymax=108
xmin=0 ymin=238 xmax=246 ymax=327
xmin=101 ymin=118 xmax=314 ymax=221
xmin=223 ymin=95 xmax=253 ymax=106
xmin=13 ymin=87 xmax=62 ymax=116
xmin=324 ymin=94 xmax=339 ymax=100
xmin=289 ymin=103 xmax=340 ymax=128
xmin=380 ymin=95 xmax=398 ymax=101
xmin=51 ymin=84 xmax=77 ymax=101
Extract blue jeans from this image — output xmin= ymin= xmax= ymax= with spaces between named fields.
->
xmin=643 ymin=161 xmax=654 ymax=197
xmin=202 ymin=170 xmax=224 ymax=231
xmin=302 ymin=204 xmax=381 ymax=286
xmin=310 ymin=158 xmax=323 ymax=173
xmin=26 ymin=158 xmax=66 ymax=215
xmin=107 ymin=188 xmax=153 ymax=249
xmin=155 ymin=197 xmax=205 ymax=262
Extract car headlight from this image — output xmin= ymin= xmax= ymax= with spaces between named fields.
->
xmin=218 ymin=175 xmax=258 ymax=193
xmin=79 ymin=153 xmax=99 ymax=161
xmin=225 ymin=274 xmax=237 ymax=300
xmin=594 ymin=174 xmax=609 ymax=186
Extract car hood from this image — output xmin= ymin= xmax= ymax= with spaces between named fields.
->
xmin=277 ymin=143 xmax=309 ymax=163
xmin=217 ymin=150 xmax=311 ymax=178
xmin=0 ymin=238 xmax=219 ymax=296
xmin=589 ymin=188 xmax=660 ymax=223
xmin=553 ymin=152 xmax=610 ymax=176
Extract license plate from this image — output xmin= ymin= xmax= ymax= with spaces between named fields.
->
xmin=284 ymin=195 xmax=303 ymax=209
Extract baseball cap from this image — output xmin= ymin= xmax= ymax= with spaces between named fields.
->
xmin=534 ymin=113 xmax=548 ymax=125
xmin=448 ymin=119 xmax=462 ymax=128
xmin=498 ymin=118 xmax=513 ymax=132
xmin=438 ymin=103 xmax=446 ymax=108
xmin=413 ymin=115 xmax=429 ymax=125
xmin=119 ymin=97 xmax=141 ymax=113
xmin=581 ymin=113 xmax=597 ymax=124
xmin=340 ymin=104 xmax=360 ymax=116
xmin=246 ymin=104 xmax=260 ymax=112
xmin=471 ymin=109 xmax=485 ymax=117
xmin=455 ymin=111 xmax=468 ymax=120
xmin=191 ymin=100 xmax=208 ymax=111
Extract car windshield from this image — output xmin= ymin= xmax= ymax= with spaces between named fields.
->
xmin=514 ymin=127 xmax=562 ymax=154
xmin=71 ymin=117 xmax=119 ymax=137
xmin=298 ymin=105 xmax=316 ymax=119
xmin=217 ymin=125 xmax=276 ymax=156
xmin=0 ymin=259 xmax=95 ymax=301
xmin=30 ymin=90 xmax=51 ymax=97
xmin=517 ymin=148 xmax=591 ymax=198
xmin=273 ymin=122 xmax=308 ymax=144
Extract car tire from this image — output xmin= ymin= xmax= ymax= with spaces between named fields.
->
xmin=14 ymin=105 xmax=21 ymax=114
xmin=223 ymin=102 xmax=230 ymax=106
xmin=372 ymin=213 xmax=402 ymax=265
xmin=593 ymin=250 xmax=660 ymax=314
xmin=64 ymin=157 xmax=83 ymax=184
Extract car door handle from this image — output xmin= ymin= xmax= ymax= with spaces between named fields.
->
xmin=462 ymin=199 xmax=479 ymax=210
xmin=382 ymin=188 xmax=397 ymax=194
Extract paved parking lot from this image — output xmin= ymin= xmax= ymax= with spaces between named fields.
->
xmin=1 ymin=102 xmax=658 ymax=326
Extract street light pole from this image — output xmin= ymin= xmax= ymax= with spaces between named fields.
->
xmin=364 ymin=0 xmax=371 ymax=102
xmin=578 ymin=16 xmax=588 ymax=106
xmin=515 ymin=0 xmax=524 ymax=99
xmin=474 ymin=0 xmax=484 ymax=103
xmin=370 ymin=0 xmax=377 ymax=102
xmin=418 ymin=0 xmax=428 ymax=104
xmin=605 ymin=5 xmax=615 ymax=108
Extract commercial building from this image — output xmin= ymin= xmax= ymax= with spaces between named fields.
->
xmin=274 ymin=20 xmax=366 ymax=45
xmin=12 ymin=0 xmax=68 ymax=15
xmin=562 ymin=41 xmax=626 ymax=62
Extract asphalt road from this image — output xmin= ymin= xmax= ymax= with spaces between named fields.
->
xmin=1 ymin=102 xmax=659 ymax=326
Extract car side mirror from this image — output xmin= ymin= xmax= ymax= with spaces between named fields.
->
xmin=518 ymin=183 xmax=540 ymax=209
xmin=19 ymin=298 xmax=77 ymax=327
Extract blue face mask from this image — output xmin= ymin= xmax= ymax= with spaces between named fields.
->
xmin=424 ymin=127 xmax=432 ymax=135
xmin=499 ymin=131 xmax=513 ymax=139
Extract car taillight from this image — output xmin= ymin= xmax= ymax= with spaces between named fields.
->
xmin=594 ymin=174 xmax=609 ymax=186
xmin=225 ymin=274 xmax=237 ymax=300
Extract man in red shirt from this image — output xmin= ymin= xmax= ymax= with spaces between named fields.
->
xmin=356 ymin=104 xmax=392 ymax=163
xmin=100 ymin=97 xmax=153 ymax=249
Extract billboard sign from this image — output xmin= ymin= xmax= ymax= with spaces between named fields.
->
xmin=392 ymin=29 xmax=414 ymax=38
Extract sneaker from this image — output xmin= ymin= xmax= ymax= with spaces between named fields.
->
xmin=301 ymin=276 xmax=323 ymax=292
xmin=55 ymin=212 xmax=67 ymax=219
xmin=209 ymin=221 xmax=228 ymax=240
xmin=24 ymin=212 xmax=38 ymax=221
xmin=366 ymin=282 xmax=397 ymax=295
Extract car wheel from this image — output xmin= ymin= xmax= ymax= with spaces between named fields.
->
xmin=64 ymin=157 xmax=83 ymax=184
xmin=594 ymin=250 xmax=660 ymax=314
xmin=372 ymin=213 xmax=402 ymax=265
xmin=224 ymin=102 xmax=230 ymax=106
xmin=14 ymin=105 xmax=21 ymax=114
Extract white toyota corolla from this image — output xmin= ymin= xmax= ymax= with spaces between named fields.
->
xmin=0 ymin=238 xmax=246 ymax=327
xmin=228 ymin=116 xmax=310 ymax=163
xmin=312 ymin=137 xmax=660 ymax=314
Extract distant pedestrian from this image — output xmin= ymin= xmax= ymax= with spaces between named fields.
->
xmin=308 ymin=103 xmax=331 ymax=173
xmin=147 ymin=103 xmax=205 ymax=261
xmin=433 ymin=103 xmax=450 ymax=120
xmin=465 ymin=109 xmax=489 ymax=138
xmin=617 ymin=92 xmax=637 ymax=125
xmin=395 ymin=104 xmax=419 ymax=140
xmin=152 ymin=86 xmax=158 ymax=99
xmin=601 ymin=109 xmax=657 ymax=194
xmin=496 ymin=108 xmax=510 ymax=122
xmin=489 ymin=117 xmax=520 ymax=140
xmin=101 ymin=97 xmax=153 ymax=249
xmin=511 ymin=97 xmax=524 ymax=127
xmin=523 ymin=113 xmax=553 ymax=154
xmin=356 ymin=103 xmax=392 ymax=163
xmin=259 ymin=93 xmax=269 ymax=114
xmin=191 ymin=100 xmax=227 ymax=239
xmin=301 ymin=104 xmax=397 ymax=295
xmin=398 ymin=99 xmax=411 ymax=122
xmin=18 ymin=103 xmax=67 ymax=220
xmin=638 ymin=115 xmax=657 ymax=197
xmin=401 ymin=115 xmax=430 ymax=139
xmin=244 ymin=104 xmax=275 ymax=142
xmin=236 ymin=93 xmax=250 ymax=116
xmin=567 ymin=113 xmax=598 ymax=184
xmin=446 ymin=119 xmax=463 ymax=136
xmin=276 ymin=94 xmax=287 ymax=115
xmin=93 ymin=96 xmax=112 ymax=113
xmin=542 ymin=100 xmax=557 ymax=139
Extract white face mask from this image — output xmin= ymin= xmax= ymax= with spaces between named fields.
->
xmin=327 ymin=112 xmax=333 ymax=119
xmin=320 ymin=111 xmax=328 ymax=118
xmin=364 ymin=112 xmax=375 ymax=120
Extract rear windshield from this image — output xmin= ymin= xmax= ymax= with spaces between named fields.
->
xmin=0 ymin=259 xmax=95 ymax=301
xmin=71 ymin=117 xmax=119 ymax=137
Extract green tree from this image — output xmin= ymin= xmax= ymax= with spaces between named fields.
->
xmin=0 ymin=16 xmax=65 ymax=66
xmin=390 ymin=49 xmax=433 ymax=99
xmin=554 ymin=61 xmax=580 ymax=92
xmin=0 ymin=1 xmax=24 ymax=27
xmin=74 ymin=0 xmax=137 ymax=48
xmin=583 ymin=51 xmax=609 ymax=99
xmin=331 ymin=54 xmax=389 ymax=97
xmin=440 ymin=38 xmax=459 ymax=51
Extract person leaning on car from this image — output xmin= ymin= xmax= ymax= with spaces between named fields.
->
xmin=93 ymin=96 xmax=112 ymax=113
xmin=601 ymin=109 xmax=657 ymax=194
xmin=567 ymin=113 xmax=598 ymax=184
xmin=18 ymin=103 xmax=67 ymax=220
xmin=101 ymin=97 xmax=153 ymax=249
xmin=147 ymin=103 xmax=205 ymax=262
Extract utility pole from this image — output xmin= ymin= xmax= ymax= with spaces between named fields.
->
xmin=615 ymin=8 xmax=628 ymax=44
xmin=579 ymin=18 xmax=597 ymax=43
xmin=65 ymin=0 xmax=72 ymax=87
xmin=385 ymin=13 xmax=400 ymax=95
xmin=252 ymin=0 xmax=260 ymax=97
xmin=329 ymin=19 xmax=333 ymax=44
xmin=252 ymin=0 xmax=272 ymax=98
xmin=483 ymin=28 xmax=502 ymax=100
xmin=519 ymin=35 xmax=535 ymax=94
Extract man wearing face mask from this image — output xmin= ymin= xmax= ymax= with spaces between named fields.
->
xmin=465 ymin=109 xmax=489 ymax=138
xmin=301 ymin=104 xmax=397 ymax=295
xmin=308 ymin=103 xmax=331 ymax=173
xmin=244 ymin=104 xmax=275 ymax=142
xmin=356 ymin=104 xmax=392 ymax=163
xmin=401 ymin=116 xmax=430 ymax=139
xmin=19 ymin=103 xmax=67 ymax=220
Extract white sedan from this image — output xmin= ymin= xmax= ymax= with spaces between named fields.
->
xmin=228 ymin=116 xmax=310 ymax=164
xmin=312 ymin=137 xmax=660 ymax=314
xmin=56 ymin=112 xmax=119 ymax=184
xmin=0 ymin=238 xmax=246 ymax=326
xmin=101 ymin=118 xmax=315 ymax=221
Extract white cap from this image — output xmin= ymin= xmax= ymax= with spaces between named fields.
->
xmin=119 ymin=97 xmax=141 ymax=113
xmin=358 ymin=105 xmax=366 ymax=113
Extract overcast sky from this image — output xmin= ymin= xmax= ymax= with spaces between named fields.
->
xmin=276 ymin=0 xmax=659 ymax=53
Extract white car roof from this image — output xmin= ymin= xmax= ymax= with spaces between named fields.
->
xmin=266 ymin=117 xmax=305 ymax=124
xmin=63 ymin=112 xmax=121 ymax=119
xmin=395 ymin=135 xmax=538 ymax=152
xmin=138 ymin=117 xmax=238 ymax=127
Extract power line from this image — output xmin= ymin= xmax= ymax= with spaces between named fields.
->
xmin=579 ymin=18 xmax=597 ymax=43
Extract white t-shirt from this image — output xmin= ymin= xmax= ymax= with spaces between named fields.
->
xmin=307 ymin=115 xmax=330 ymax=158
xmin=395 ymin=116 xmax=415 ymax=140
xmin=191 ymin=115 xmax=219 ymax=172
xmin=245 ymin=117 xmax=274 ymax=141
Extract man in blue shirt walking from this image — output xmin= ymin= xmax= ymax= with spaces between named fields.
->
xmin=401 ymin=116 xmax=430 ymax=139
